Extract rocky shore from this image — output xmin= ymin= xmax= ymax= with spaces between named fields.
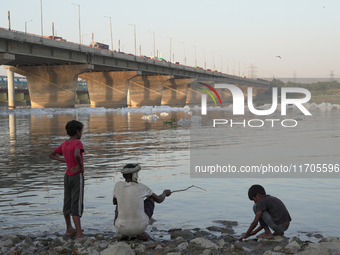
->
xmin=1 ymin=221 xmax=339 ymax=255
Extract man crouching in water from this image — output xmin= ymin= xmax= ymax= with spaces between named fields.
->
xmin=113 ymin=164 xmax=171 ymax=241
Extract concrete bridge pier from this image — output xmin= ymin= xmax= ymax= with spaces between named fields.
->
xmin=161 ymin=78 xmax=191 ymax=106
xmin=129 ymin=75 xmax=172 ymax=107
xmin=79 ymin=71 xmax=140 ymax=108
xmin=4 ymin=67 xmax=15 ymax=109
xmin=7 ymin=64 xmax=93 ymax=108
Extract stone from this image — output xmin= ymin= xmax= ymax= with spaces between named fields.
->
xmin=285 ymin=241 xmax=301 ymax=254
xmin=54 ymin=246 xmax=73 ymax=254
xmin=94 ymin=233 xmax=105 ymax=240
xmin=87 ymin=247 xmax=100 ymax=255
xmin=168 ymin=228 xmax=182 ymax=233
xmin=190 ymin=237 xmax=218 ymax=250
xmin=274 ymin=246 xmax=283 ymax=251
xmin=98 ymin=242 xmax=108 ymax=250
xmin=233 ymin=243 xmax=244 ymax=251
xmin=100 ymin=242 xmax=135 ymax=255
xmin=212 ymin=220 xmax=238 ymax=227
xmin=166 ymin=253 xmax=181 ymax=255
xmin=313 ymin=234 xmax=323 ymax=239
xmin=155 ymin=244 xmax=163 ymax=249
xmin=171 ymin=230 xmax=194 ymax=240
xmin=319 ymin=237 xmax=340 ymax=243
xmin=289 ymin=237 xmax=303 ymax=245
xmin=202 ymin=249 xmax=212 ymax=255
xmin=134 ymin=244 xmax=146 ymax=254
xmin=0 ymin=239 xmax=13 ymax=247
xmin=206 ymin=226 xmax=222 ymax=232
xmin=296 ymin=242 xmax=340 ymax=255
xmin=217 ymin=239 xmax=225 ymax=248
xmin=258 ymin=235 xmax=288 ymax=244
xmin=177 ymin=242 xmax=188 ymax=251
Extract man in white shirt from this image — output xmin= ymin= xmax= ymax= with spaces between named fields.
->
xmin=113 ymin=164 xmax=171 ymax=241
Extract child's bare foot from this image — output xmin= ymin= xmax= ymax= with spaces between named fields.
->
xmin=273 ymin=232 xmax=284 ymax=236
xmin=66 ymin=227 xmax=77 ymax=236
xmin=257 ymin=232 xmax=273 ymax=239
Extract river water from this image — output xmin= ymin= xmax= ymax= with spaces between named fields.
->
xmin=0 ymin=103 xmax=339 ymax=241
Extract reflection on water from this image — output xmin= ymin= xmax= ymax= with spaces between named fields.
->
xmin=0 ymin=105 xmax=340 ymax=241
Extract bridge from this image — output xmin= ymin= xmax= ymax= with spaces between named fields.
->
xmin=0 ymin=27 xmax=270 ymax=109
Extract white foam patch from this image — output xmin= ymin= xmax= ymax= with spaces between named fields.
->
xmin=0 ymin=102 xmax=338 ymax=116
xmin=141 ymin=114 xmax=159 ymax=120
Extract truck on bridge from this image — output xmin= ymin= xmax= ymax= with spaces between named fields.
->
xmin=90 ymin=42 xmax=109 ymax=50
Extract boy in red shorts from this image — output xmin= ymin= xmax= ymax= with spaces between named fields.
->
xmin=49 ymin=120 xmax=85 ymax=239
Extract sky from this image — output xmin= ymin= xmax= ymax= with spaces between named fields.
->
xmin=0 ymin=0 xmax=339 ymax=79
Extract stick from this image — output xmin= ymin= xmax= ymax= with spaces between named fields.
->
xmin=171 ymin=185 xmax=207 ymax=193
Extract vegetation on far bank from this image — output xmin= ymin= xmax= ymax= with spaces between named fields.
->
xmin=268 ymin=79 xmax=340 ymax=97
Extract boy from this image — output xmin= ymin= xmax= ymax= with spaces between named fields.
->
xmin=113 ymin=164 xmax=171 ymax=241
xmin=48 ymin=120 xmax=85 ymax=239
xmin=239 ymin=184 xmax=291 ymax=241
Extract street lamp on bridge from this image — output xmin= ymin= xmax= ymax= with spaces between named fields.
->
xmin=201 ymin=49 xmax=206 ymax=70
xmin=128 ymin=24 xmax=136 ymax=55
xmin=180 ymin=42 xmax=186 ymax=65
xmin=71 ymin=3 xmax=81 ymax=44
xmin=148 ymin=31 xmax=155 ymax=59
xmin=25 ymin=20 xmax=33 ymax=34
xmin=192 ymin=46 xmax=197 ymax=66
xmin=166 ymin=36 xmax=172 ymax=63
xmin=210 ymin=52 xmax=215 ymax=71
xmin=104 ymin=16 xmax=113 ymax=50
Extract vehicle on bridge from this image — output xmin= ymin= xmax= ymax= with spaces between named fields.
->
xmin=90 ymin=42 xmax=109 ymax=50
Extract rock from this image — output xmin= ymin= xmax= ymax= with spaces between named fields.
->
xmin=177 ymin=242 xmax=188 ymax=251
xmin=263 ymin=251 xmax=285 ymax=255
xmin=170 ymin=230 xmax=194 ymax=240
xmin=0 ymin=239 xmax=13 ymax=247
xmin=202 ymin=249 xmax=212 ymax=255
xmin=194 ymin=230 xmax=213 ymax=237
xmin=313 ymin=234 xmax=323 ymax=239
xmin=168 ymin=228 xmax=182 ymax=233
xmin=98 ymin=242 xmax=108 ymax=250
xmin=221 ymin=228 xmax=235 ymax=235
xmin=134 ymin=244 xmax=146 ymax=255
xmin=285 ymin=241 xmax=301 ymax=254
xmin=297 ymin=242 xmax=340 ymax=255
xmin=258 ymin=235 xmax=288 ymax=244
xmin=54 ymin=246 xmax=73 ymax=254
xmin=166 ymin=253 xmax=181 ymax=255
xmin=319 ymin=237 xmax=340 ymax=243
xmin=87 ymin=247 xmax=100 ymax=255
xmin=5 ymin=234 xmax=21 ymax=244
xmin=221 ymin=234 xmax=236 ymax=242
xmin=274 ymin=246 xmax=283 ymax=251
xmin=84 ymin=238 xmax=94 ymax=247
xmin=155 ymin=244 xmax=163 ymax=249
xmin=217 ymin=239 xmax=225 ymax=248
xmin=206 ymin=226 xmax=221 ymax=232
xmin=290 ymin=237 xmax=303 ymax=245
xmin=190 ymin=237 xmax=218 ymax=250
xmin=212 ymin=220 xmax=238 ymax=227
xmin=94 ymin=233 xmax=105 ymax=240
xmin=263 ymin=251 xmax=272 ymax=255
xmin=234 ymin=243 xmax=244 ymax=251
xmin=100 ymin=242 xmax=135 ymax=255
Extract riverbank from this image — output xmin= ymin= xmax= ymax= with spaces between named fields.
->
xmin=1 ymin=221 xmax=339 ymax=255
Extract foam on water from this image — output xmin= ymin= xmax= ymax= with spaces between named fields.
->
xmin=0 ymin=102 xmax=339 ymax=117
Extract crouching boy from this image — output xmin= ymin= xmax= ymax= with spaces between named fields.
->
xmin=239 ymin=184 xmax=291 ymax=241
xmin=113 ymin=164 xmax=171 ymax=241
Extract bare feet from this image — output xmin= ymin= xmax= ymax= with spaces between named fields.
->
xmin=66 ymin=227 xmax=76 ymax=236
xmin=257 ymin=232 xmax=273 ymax=239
